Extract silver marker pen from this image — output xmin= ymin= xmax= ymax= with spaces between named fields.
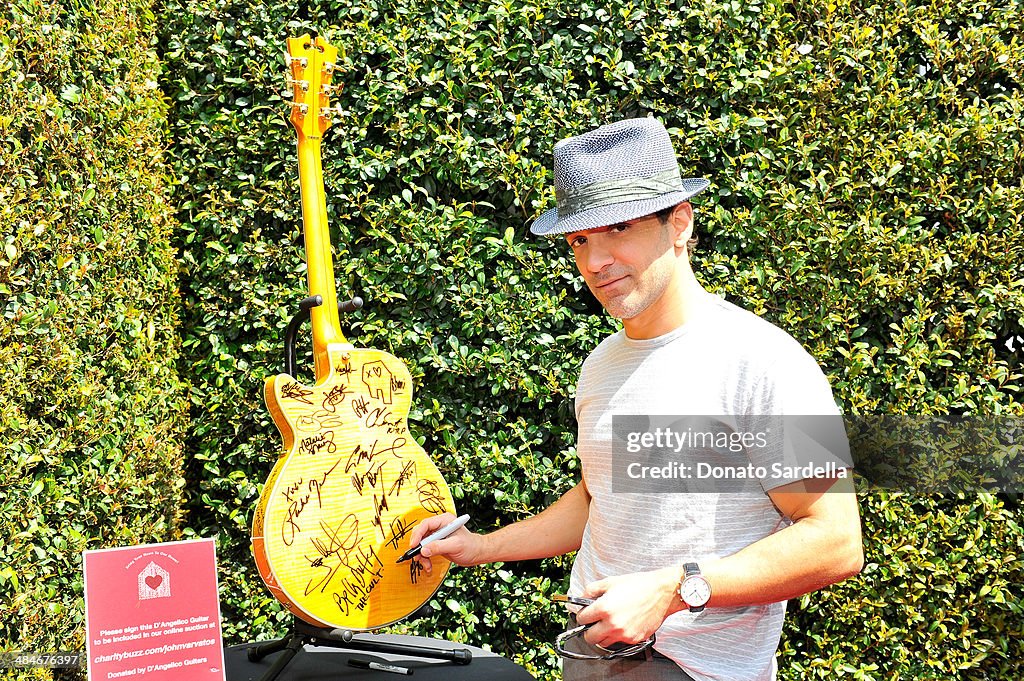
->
xmin=396 ymin=513 xmax=471 ymax=563
xmin=348 ymin=658 xmax=414 ymax=675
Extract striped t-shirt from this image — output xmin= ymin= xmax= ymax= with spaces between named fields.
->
xmin=570 ymin=293 xmax=840 ymax=681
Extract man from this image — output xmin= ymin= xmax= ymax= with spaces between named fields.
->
xmin=409 ymin=117 xmax=863 ymax=680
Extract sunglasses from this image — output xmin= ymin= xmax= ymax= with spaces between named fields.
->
xmin=551 ymin=596 xmax=657 ymax=661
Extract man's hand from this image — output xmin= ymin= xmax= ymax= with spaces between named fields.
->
xmin=575 ymin=567 xmax=681 ymax=647
xmin=408 ymin=512 xmax=486 ymax=575
xmin=405 ymin=481 xmax=592 ymax=575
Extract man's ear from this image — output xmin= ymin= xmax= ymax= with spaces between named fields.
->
xmin=671 ymin=201 xmax=694 ymax=248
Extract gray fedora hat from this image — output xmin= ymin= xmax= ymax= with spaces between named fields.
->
xmin=530 ymin=117 xmax=710 ymax=236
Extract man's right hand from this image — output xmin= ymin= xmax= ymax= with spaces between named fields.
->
xmin=407 ymin=480 xmax=591 ymax=574
xmin=409 ymin=512 xmax=486 ymax=574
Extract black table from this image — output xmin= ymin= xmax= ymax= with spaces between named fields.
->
xmin=225 ymin=634 xmax=537 ymax=681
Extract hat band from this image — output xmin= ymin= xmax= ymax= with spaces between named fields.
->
xmin=556 ymin=169 xmax=682 ymax=218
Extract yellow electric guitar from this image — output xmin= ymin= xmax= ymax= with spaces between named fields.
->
xmin=251 ymin=34 xmax=455 ymax=630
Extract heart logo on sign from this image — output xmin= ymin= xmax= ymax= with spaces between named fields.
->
xmin=138 ymin=561 xmax=171 ymax=599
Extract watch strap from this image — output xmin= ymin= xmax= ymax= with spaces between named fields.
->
xmin=679 ymin=562 xmax=707 ymax=613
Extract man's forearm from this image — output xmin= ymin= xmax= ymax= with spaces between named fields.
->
xmin=676 ymin=476 xmax=863 ymax=611
xmin=700 ymin=511 xmax=862 ymax=608
xmin=476 ymin=480 xmax=591 ymax=564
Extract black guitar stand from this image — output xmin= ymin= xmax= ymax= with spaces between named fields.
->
xmin=250 ymin=295 xmax=473 ymax=681
xmin=247 ymin=615 xmax=472 ymax=681
xmin=283 ymin=294 xmax=363 ymax=378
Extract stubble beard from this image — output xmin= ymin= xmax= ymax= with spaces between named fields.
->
xmin=591 ymin=258 xmax=675 ymax=321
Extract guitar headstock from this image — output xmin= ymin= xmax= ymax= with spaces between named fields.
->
xmin=286 ymin=34 xmax=340 ymax=139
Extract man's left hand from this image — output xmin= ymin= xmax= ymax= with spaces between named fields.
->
xmin=576 ymin=567 xmax=681 ymax=647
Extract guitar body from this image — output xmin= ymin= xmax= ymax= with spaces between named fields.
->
xmin=251 ymin=35 xmax=455 ymax=630
xmin=253 ymin=344 xmax=454 ymax=629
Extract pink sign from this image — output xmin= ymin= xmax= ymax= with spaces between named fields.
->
xmin=84 ymin=538 xmax=225 ymax=681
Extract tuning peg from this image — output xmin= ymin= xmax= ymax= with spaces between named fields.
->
xmin=285 ymin=51 xmax=309 ymax=69
xmin=319 ymin=105 xmax=347 ymax=119
xmin=286 ymin=77 xmax=310 ymax=92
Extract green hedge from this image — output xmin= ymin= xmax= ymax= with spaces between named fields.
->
xmin=158 ymin=0 xmax=1023 ymax=678
xmin=4 ymin=0 xmax=1023 ymax=679
xmin=1 ymin=0 xmax=186 ymax=671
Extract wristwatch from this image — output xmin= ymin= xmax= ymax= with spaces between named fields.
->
xmin=678 ymin=562 xmax=711 ymax=613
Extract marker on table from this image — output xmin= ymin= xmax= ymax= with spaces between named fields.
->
xmin=348 ymin=658 xmax=413 ymax=675
xmin=396 ymin=514 xmax=471 ymax=563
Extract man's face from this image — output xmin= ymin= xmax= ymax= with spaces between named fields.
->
xmin=564 ymin=213 xmax=678 ymax=321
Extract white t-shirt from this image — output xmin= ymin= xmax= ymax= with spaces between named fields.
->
xmin=571 ymin=293 xmax=841 ymax=681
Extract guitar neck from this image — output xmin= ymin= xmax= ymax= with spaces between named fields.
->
xmin=286 ymin=34 xmax=348 ymax=382
xmin=297 ymin=132 xmax=347 ymax=379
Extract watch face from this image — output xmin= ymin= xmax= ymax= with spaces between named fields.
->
xmin=681 ymin=576 xmax=711 ymax=607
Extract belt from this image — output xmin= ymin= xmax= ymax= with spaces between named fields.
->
xmin=622 ymin=647 xmax=670 ymax=661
